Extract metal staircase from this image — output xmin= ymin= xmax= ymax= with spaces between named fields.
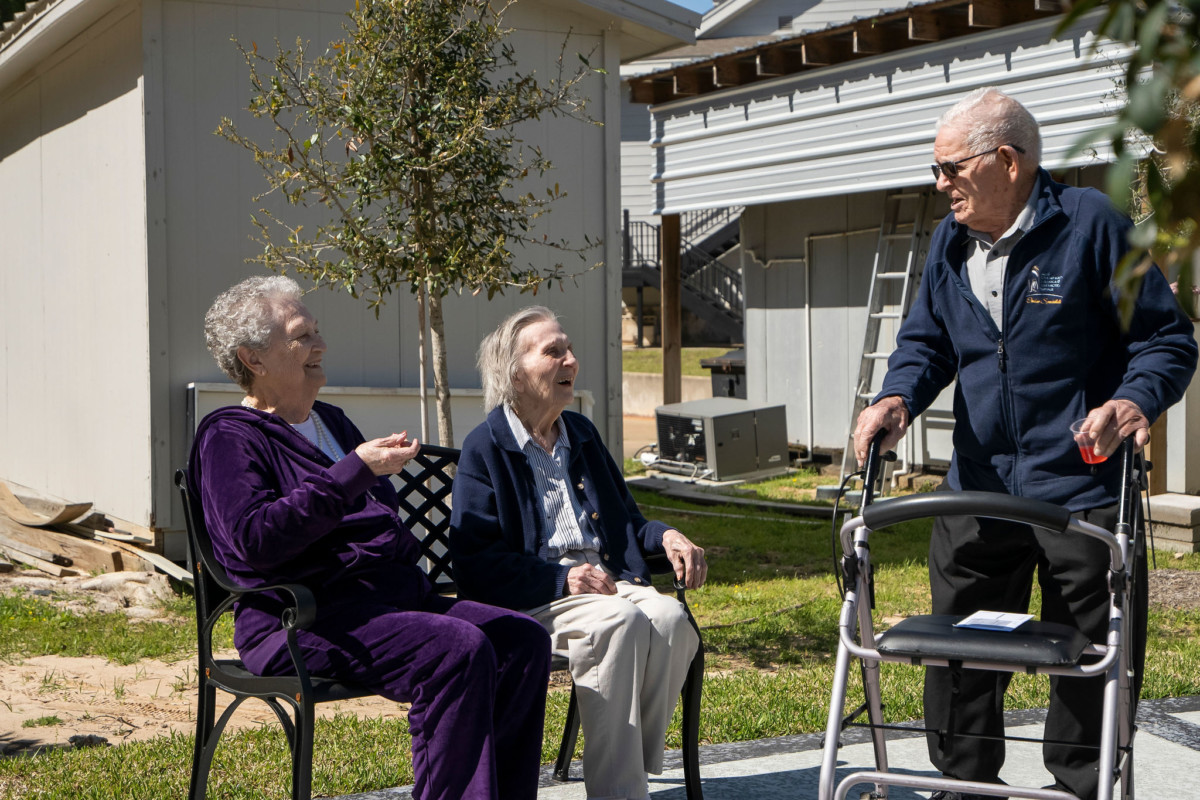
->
xmin=623 ymin=208 xmax=745 ymax=342
xmin=840 ymin=187 xmax=937 ymax=482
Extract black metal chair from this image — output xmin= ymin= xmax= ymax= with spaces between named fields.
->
xmin=177 ymin=442 xmax=704 ymax=800
xmin=176 ymin=467 xmax=374 ymax=800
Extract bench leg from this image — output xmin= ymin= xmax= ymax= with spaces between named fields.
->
xmin=681 ymin=642 xmax=704 ymax=800
xmin=554 ymin=685 xmax=582 ymax=781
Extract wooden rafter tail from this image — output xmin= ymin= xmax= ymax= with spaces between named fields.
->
xmin=713 ymin=57 xmax=757 ymax=89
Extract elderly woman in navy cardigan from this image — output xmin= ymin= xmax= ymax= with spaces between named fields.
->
xmin=450 ymin=305 xmax=707 ymax=800
xmin=189 ymin=276 xmax=550 ymax=800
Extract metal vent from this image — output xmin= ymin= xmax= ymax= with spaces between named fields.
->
xmin=656 ymin=414 xmax=707 ymax=463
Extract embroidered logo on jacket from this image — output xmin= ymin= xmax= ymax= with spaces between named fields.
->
xmin=1025 ymin=265 xmax=1063 ymax=304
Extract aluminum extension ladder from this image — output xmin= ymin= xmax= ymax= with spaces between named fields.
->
xmin=839 ymin=187 xmax=936 ymax=484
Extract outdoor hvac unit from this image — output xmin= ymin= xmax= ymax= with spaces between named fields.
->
xmin=654 ymin=397 xmax=789 ymax=481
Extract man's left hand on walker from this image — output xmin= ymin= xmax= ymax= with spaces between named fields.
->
xmin=662 ymin=529 xmax=707 ymax=590
xmin=1081 ymin=398 xmax=1151 ymax=458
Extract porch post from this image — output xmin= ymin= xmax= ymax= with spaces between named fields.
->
xmin=661 ymin=213 xmax=682 ymax=405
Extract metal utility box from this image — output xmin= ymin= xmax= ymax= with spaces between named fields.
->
xmin=699 ymin=348 xmax=747 ymax=399
xmin=654 ymin=397 xmax=789 ymax=481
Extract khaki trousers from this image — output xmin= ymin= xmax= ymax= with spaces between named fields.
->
xmin=524 ymin=550 xmax=699 ymax=800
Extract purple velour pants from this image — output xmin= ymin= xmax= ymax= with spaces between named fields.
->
xmin=244 ymin=582 xmax=551 ymax=800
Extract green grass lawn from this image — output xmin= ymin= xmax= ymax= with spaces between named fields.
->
xmin=622 ymin=346 xmax=731 ymax=377
xmin=2 ymin=492 xmax=1199 ymax=799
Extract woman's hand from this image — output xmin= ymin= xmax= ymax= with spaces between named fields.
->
xmin=355 ymin=432 xmax=420 ymax=476
xmin=663 ymin=529 xmax=707 ymax=589
xmin=566 ymin=563 xmax=617 ymax=595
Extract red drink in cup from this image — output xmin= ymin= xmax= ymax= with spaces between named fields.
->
xmin=1070 ymin=418 xmax=1107 ymax=464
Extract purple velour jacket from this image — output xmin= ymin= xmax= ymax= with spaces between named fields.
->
xmin=188 ymin=401 xmax=428 ymax=669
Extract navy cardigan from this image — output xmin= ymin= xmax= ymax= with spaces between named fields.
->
xmin=449 ymin=406 xmax=670 ymax=610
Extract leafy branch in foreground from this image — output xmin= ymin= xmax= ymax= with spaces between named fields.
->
xmin=1062 ymin=0 xmax=1200 ymax=319
xmin=218 ymin=0 xmax=602 ymax=445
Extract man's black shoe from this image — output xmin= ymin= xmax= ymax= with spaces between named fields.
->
xmin=930 ymin=791 xmax=989 ymax=800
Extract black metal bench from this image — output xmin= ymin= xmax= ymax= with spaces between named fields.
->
xmin=176 ymin=442 xmax=704 ymax=800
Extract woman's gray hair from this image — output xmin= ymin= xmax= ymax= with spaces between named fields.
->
xmin=204 ymin=275 xmax=304 ymax=391
xmin=477 ymin=305 xmax=560 ymax=411
xmin=937 ymin=87 xmax=1042 ymax=171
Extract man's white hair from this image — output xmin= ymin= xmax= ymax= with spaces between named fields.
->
xmin=937 ymin=87 xmax=1042 ymax=171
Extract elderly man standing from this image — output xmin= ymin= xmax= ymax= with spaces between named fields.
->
xmin=854 ymin=88 xmax=1197 ymax=800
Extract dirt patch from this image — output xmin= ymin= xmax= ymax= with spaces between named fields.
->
xmin=0 ymin=569 xmax=574 ymax=755
xmin=1148 ymin=566 xmax=1200 ymax=609
xmin=0 ymin=652 xmax=410 ymax=755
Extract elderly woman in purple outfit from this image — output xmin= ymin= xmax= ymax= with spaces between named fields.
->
xmin=188 ymin=275 xmax=551 ymax=800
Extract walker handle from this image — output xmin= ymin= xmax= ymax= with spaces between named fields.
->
xmin=861 ymin=429 xmax=895 ymax=508
xmin=862 ymin=491 xmax=1072 ymax=532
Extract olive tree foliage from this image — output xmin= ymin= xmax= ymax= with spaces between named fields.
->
xmin=1062 ymin=0 xmax=1200 ymax=319
xmin=218 ymin=0 xmax=601 ymax=446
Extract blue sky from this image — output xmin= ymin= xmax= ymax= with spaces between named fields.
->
xmin=671 ymin=0 xmax=713 ymax=13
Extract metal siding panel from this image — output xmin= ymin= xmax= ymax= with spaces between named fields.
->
xmin=621 ymin=87 xmax=659 ymax=223
xmin=651 ymin=14 xmax=1131 ymax=213
xmin=0 ymin=80 xmax=44 ymax=508
xmin=0 ymin=7 xmax=152 ymax=522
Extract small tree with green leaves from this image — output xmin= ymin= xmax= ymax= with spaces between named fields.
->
xmin=218 ymin=0 xmax=600 ymax=445
xmin=1062 ymin=0 xmax=1200 ymax=318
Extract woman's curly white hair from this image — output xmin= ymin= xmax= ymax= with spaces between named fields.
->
xmin=204 ymin=275 xmax=303 ymax=391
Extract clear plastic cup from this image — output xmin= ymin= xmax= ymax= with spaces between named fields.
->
xmin=1070 ymin=418 xmax=1107 ymax=464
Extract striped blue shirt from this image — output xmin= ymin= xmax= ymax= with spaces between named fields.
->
xmin=503 ymin=403 xmax=601 ymax=559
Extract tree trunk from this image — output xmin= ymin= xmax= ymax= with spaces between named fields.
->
xmin=416 ymin=282 xmax=430 ymax=444
xmin=428 ymin=290 xmax=454 ymax=448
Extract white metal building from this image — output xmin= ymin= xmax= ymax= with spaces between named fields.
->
xmin=0 ymin=0 xmax=699 ymax=556
xmin=629 ymin=1 xmax=1154 ymax=474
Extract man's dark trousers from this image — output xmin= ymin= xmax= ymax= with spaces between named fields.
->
xmin=923 ymin=488 xmax=1146 ymax=800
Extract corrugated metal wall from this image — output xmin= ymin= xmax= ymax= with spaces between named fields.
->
xmin=621 ymin=83 xmax=659 ymax=226
xmin=650 ymin=13 xmax=1129 ymax=214
xmin=645 ymin=11 xmax=1129 ymax=466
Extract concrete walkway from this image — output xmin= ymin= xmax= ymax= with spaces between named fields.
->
xmin=335 ymin=695 xmax=1200 ymax=799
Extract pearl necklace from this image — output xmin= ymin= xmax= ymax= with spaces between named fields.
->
xmin=309 ymin=410 xmax=343 ymax=462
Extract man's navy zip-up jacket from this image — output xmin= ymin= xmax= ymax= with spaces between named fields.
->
xmin=878 ymin=168 xmax=1197 ymax=511
xmin=449 ymin=406 xmax=669 ymax=610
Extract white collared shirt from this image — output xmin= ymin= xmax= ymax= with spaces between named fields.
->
xmin=965 ymin=181 xmax=1040 ymax=331
xmin=503 ymin=404 xmax=601 ymax=559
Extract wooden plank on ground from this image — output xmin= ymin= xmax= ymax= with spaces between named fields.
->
xmin=0 ymin=516 xmax=123 ymax=573
xmin=0 ymin=533 xmax=71 ymax=565
xmin=0 ymin=548 xmax=78 ymax=577
xmin=109 ymin=541 xmax=191 ymax=582
xmin=0 ymin=482 xmax=91 ymax=527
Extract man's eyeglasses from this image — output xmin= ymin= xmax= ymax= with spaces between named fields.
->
xmin=930 ymin=144 xmax=1025 ymax=180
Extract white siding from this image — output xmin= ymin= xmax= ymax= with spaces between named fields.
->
xmin=0 ymin=3 xmax=151 ymax=522
xmin=621 ymin=83 xmax=658 ymax=224
xmin=702 ymin=0 xmax=900 ymax=37
xmin=651 ymin=13 xmax=1130 ymax=213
